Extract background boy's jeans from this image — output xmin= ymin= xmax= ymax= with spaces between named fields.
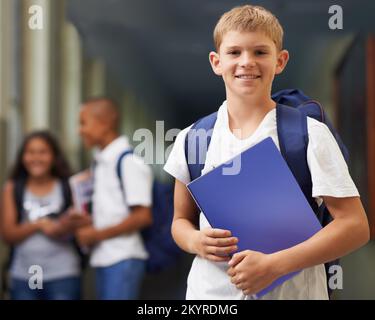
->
xmin=10 ymin=276 xmax=81 ymax=300
xmin=95 ymin=258 xmax=145 ymax=300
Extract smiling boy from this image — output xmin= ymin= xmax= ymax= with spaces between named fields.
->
xmin=163 ymin=5 xmax=369 ymax=299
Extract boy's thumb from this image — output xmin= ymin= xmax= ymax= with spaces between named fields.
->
xmin=228 ymin=251 xmax=246 ymax=267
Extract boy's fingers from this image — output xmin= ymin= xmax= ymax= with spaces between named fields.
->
xmin=227 ymin=267 xmax=236 ymax=277
xmin=204 ymin=228 xmax=232 ymax=238
xmin=206 ymin=254 xmax=231 ymax=262
xmin=207 ymin=245 xmax=238 ymax=256
xmin=228 ymin=251 xmax=247 ymax=267
xmin=204 ymin=236 xmax=238 ymax=247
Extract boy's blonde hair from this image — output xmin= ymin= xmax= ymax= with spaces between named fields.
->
xmin=213 ymin=5 xmax=284 ymax=51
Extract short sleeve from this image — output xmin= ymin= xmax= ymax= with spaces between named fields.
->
xmin=163 ymin=126 xmax=192 ymax=185
xmin=122 ymin=154 xmax=153 ymax=207
xmin=306 ymin=117 xmax=359 ymax=199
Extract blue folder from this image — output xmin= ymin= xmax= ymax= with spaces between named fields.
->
xmin=187 ymin=137 xmax=322 ymax=298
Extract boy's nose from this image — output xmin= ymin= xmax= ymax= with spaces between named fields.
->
xmin=239 ymin=53 xmax=256 ymax=68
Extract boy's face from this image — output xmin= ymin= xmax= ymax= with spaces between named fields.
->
xmin=79 ymin=105 xmax=108 ymax=149
xmin=209 ymin=30 xmax=289 ymax=100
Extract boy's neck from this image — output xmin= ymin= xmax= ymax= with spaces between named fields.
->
xmin=226 ymin=93 xmax=276 ymax=125
xmin=227 ymin=95 xmax=276 ymax=122
xmin=98 ymin=132 xmax=120 ymax=150
xmin=225 ymin=92 xmax=276 ymax=139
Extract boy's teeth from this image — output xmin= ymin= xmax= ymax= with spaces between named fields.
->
xmin=236 ymin=75 xmax=259 ymax=79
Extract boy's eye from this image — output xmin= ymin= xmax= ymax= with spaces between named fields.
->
xmin=255 ymin=50 xmax=266 ymax=55
xmin=228 ymin=50 xmax=240 ymax=55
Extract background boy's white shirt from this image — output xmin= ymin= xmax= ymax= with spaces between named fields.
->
xmin=164 ymin=101 xmax=359 ymax=300
xmin=90 ymin=135 xmax=153 ymax=267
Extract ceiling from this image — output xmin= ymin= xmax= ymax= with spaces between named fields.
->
xmin=67 ymin=0 xmax=375 ymax=126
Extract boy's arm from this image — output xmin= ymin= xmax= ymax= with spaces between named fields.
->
xmin=76 ymin=156 xmax=154 ymax=246
xmin=227 ymin=196 xmax=369 ymax=296
xmin=273 ymin=196 xmax=369 ymax=273
xmin=172 ymin=179 xmax=238 ymax=262
xmin=75 ymin=205 xmax=152 ymax=246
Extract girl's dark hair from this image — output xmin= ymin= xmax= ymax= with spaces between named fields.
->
xmin=9 ymin=130 xmax=72 ymax=181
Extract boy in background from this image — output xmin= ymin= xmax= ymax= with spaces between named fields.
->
xmin=77 ymin=98 xmax=153 ymax=300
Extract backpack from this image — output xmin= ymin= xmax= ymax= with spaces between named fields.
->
xmin=184 ymin=88 xmax=348 ymax=297
xmin=116 ymin=151 xmax=182 ymax=273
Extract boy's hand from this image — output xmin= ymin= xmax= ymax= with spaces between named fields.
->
xmin=67 ymin=212 xmax=92 ymax=229
xmin=227 ymin=250 xmax=281 ymax=296
xmin=58 ymin=207 xmax=91 ymax=230
xmin=193 ymin=227 xmax=238 ymax=262
xmin=76 ymin=225 xmax=101 ymax=247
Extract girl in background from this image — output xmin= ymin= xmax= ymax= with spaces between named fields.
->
xmin=1 ymin=131 xmax=90 ymax=300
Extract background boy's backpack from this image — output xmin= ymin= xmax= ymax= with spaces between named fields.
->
xmin=116 ymin=151 xmax=182 ymax=273
xmin=184 ymin=88 xmax=349 ymax=298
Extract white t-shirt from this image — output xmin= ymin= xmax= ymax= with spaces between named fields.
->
xmin=164 ymin=101 xmax=359 ymax=300
xmin=90 ymin=135 xmax=153 ymax=267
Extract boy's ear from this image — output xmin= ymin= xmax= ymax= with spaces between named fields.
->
xmin=209 ymin=51 xmax=222 ymax=76
xmin=275 ymin=49 xmax=289 ymax=75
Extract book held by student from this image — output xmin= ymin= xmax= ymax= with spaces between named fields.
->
xmin=69 ymin=169 xmax=94 ymax=213
xmin=187 ymin=137 xmax=323 ymax=298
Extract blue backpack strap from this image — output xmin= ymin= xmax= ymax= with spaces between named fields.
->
xmin=299 ymin=101 xmax=349 ymax=162
xmin=184 ymin=112 xmax=218 ymax=181
xmin=276 ymin=91 xmax=342 ymax=298
xmin=116 ymin=149 xmax=134 ymax=193
xmin=276 ymin=104 xmax=318 ymax=212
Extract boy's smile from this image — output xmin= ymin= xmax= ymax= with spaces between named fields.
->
xmin=209 ymin=30 xmax=289 ymax=100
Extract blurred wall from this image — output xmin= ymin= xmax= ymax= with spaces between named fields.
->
xmin=0 ymin=0 xmax=178 ymax=299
